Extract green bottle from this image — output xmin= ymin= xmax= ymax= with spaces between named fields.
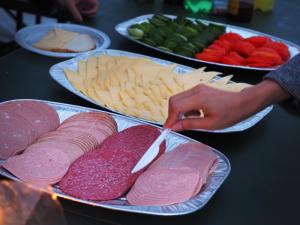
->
xmin=184 ymin=0 xmax=213 ymax=14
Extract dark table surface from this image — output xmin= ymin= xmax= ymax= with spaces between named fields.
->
xmin=1 ymin=1 xmax=300 ymax=225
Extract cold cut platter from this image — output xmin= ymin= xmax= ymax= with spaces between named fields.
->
xmin=115 ymin=14 xmax=300 ymax=71
xmin=50 ymin=49 xmax=273 ymax=133
xmin=0 ymin=99 xmax=230 ymax=215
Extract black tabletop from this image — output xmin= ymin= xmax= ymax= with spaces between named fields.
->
xmin=1 ymin=1 xmax=300 ymax=225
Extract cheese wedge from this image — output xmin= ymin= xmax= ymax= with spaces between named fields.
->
xmin=63 ymin=34 xmax=96 ymax=52
xmin=34 ymin=28 xmax=96 ymax=53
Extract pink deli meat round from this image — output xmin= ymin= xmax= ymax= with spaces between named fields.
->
xmin=126 ymin=142 xmax=219 ymax=206
xmin=0 ymin=100 xmax=59 ymax=159
xmin=59 ymin=125 xmax=166 ymax=201
xmin=2 ymin=147 xmax=70 ymax=186
xmin=2 ymin=110 xmax=118 ymax=187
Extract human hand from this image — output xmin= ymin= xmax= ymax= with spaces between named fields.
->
xmin=164 ymin=80 xmax=290 ymax=131
xmin=54 ymin=0 xmax=99 ymax=22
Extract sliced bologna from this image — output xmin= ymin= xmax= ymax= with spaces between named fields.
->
xmin=0 ymin=100 xmax=59 ymax=159
xmin=0 ymin=111 xmax=35 ymax=159
xmin=2 ymin=111 xmax=118 ymax=187
xmin=2 ymin=147 xmax=70 ymax=187
xmin=126 ymin=142 xmax=219 ymax=206
xmin=59 ymin=125 xmax=166 ymax=201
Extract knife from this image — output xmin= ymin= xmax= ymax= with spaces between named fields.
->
xmin=131 ymin=128 xmax=170 ymax=173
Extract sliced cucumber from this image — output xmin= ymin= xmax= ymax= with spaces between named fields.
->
xmin=157 ymin=46 xmax=173 ymax=52
xmin=127 ymin=28 xmax=144 ymax=39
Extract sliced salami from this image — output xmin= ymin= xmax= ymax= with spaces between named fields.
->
xmin=59 ymin=125 xmax=166 ymax=200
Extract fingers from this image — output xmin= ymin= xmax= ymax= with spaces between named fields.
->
xmin=65 ymin=0 xmax=83 ymax=22
xmin=78 ymin=1 xmax=99 ymax=15
xmin=56 ymin=0 xmax=100 ymax=22
xmin=165 ymin=88 xmax=196 ymax=128
xmin=80 ymin=7 xmax=98 ymax=15
xmin=80 ymin=5 xmax=99 ymax=16
xmin=171 ymin=117 xmax=216 ymax=131
xmin=164 ymin=84 xmax=205 ymax=129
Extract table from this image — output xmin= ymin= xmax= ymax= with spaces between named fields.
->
xmin=1 ymin=1 xmax=300 ymax=225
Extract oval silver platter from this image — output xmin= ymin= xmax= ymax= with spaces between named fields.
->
xmin=50 ymin=49 xmax=273 ymax=133
xmin=0 ymin=99 xmax=230 ymax=216
xmin=15 ymin=23 xmax=111 ymax=58
xmin=115 ymin=14 xmax=300 ymax=71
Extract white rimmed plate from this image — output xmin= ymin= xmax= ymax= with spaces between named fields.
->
xmin=15 ymin=23 xmax=111 ymax=58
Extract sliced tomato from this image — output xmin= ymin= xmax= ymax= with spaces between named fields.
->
xmin=246 ymin=62 xmax=275 ymax=67
xmin=245 ymin=36 xmax=271 ymax=48
xmin=221 ymin=55 xmax=244 ymax=66
xmin=195 ymin=52 xmax=222 ymax=63
xmin=213 ymin=39 xmax=233 ymax=52
xmin=246 ymin=47 xmax=283 ymax=67
xmin=219 ymin=32 xmax=244 ymax=43
xmin=226 ymin=51 xmax=245 ymax=64
xmin=264 ymin=40 xmax=290 ymax=61
xmin=207 ymin=44 xmax=227 ymax=55
xmin=202 ymin=48 xmax=226 ymax=56
xmin=234 ymin=41 xmax=256 ymax=57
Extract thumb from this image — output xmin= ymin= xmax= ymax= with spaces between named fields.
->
xmin=65 ymin=1 xmax=82 ymax=22
xmin=171 ymin=118 xmax=215 ymax=131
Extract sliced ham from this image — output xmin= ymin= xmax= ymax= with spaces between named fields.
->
xmin=2 ymin=111 xmax=117 ymax=187
xmin=3 ymin=147 xmax=70 ymax=186
xmin=59 ymin=125 xmax=166 ymax=201
xmin=127 ymin=142 xmax=219 ymax=206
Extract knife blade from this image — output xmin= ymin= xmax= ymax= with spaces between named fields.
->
xmin=131 ymin=128 xmax=170 ymax=173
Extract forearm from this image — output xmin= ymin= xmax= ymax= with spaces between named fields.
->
xmin=239 ymin=79 xmax=291 ymax=117
xmin=264 ymin=54 xmax=300 ymax=100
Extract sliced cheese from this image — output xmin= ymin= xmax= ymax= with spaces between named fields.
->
xmin=34 ymin=28 xmax=95 ymax=53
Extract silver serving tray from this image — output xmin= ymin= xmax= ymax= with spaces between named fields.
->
xmin=0 ymin=99 xmax=230 ymax=216
xmin=50 ymin=49 xmax=273 ymax=133
xmin=115 ymin=14 xmax=300 ymax=71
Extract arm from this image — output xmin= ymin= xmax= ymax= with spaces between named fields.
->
xmin=265 ymin=53 xmax=300 ymax=100
xmin=164 ymin=79 xmax=290 ymax=131
xmin=264 ymin=54 xmax=300 ymax=116
xmin=53 ymin=0 xmax=99 ymax=22
xmin=165 ymin=53 xmax=300 ymax=131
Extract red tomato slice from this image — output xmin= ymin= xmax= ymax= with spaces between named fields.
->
xmin=221 ymin=56 xmax=244 ymax=66
xmin=195 ymin=52 xmax=222 ymax=63
xmin=245 ymin=36 xmax=271 ymax=48
xmin=207 ymin=44 xmax=227 ymax=55
xmin=234 ymin=41 xmax=256 ymax=57
xmin=246 ymin=47 xmax=283 ymax=67
xmin=264 ymin=40 xmax=290 ymax=61
xmin=213 ymin=39 xmax=232 ymax=52
xmin=219 ymin=32 xmax=244 ymax=43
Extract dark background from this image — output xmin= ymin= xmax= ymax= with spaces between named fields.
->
xmin=0 ymin=1 xmax=300 ymax=225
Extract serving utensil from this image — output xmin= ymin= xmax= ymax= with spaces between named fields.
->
xmin=131 ymin=128 xmax=170 ymax=173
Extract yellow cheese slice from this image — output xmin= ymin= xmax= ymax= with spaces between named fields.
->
xmin=34 ymin=28 xmax=77 ymax=50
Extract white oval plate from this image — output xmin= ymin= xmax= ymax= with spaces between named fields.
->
xmin=15 ymin=23 xmax=111 ymax=58
xmin=115 ymin=14 xmax=300 ymax=71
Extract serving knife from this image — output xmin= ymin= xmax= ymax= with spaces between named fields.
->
xmin=131 ymin=128 xmax=170 ymax=173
